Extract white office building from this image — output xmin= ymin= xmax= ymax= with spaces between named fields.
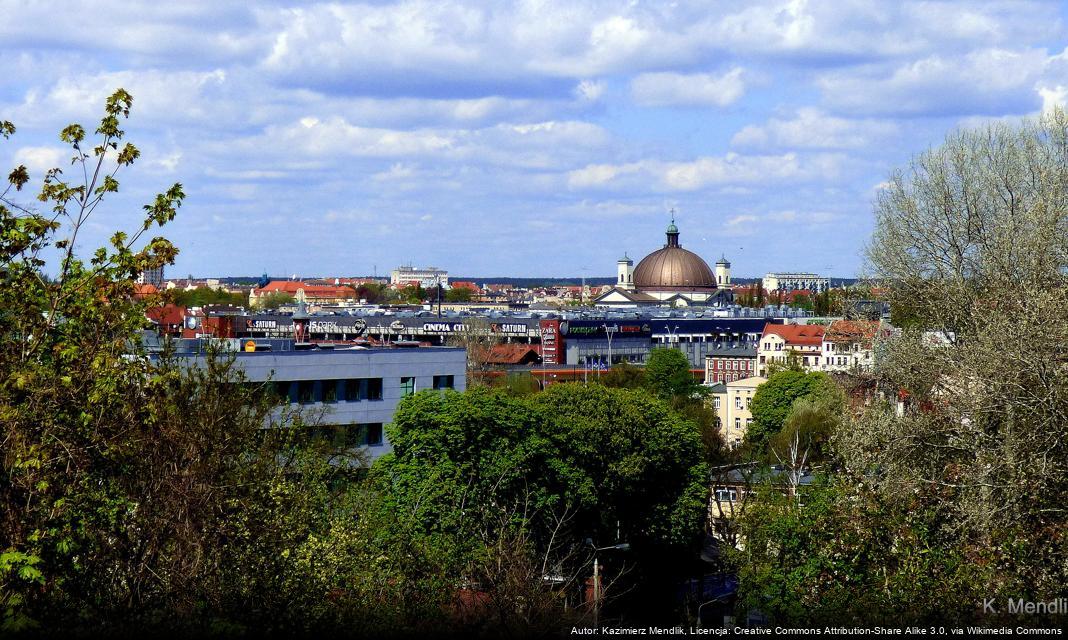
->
xmin=391 ymin=266 xmax=449 ymax=289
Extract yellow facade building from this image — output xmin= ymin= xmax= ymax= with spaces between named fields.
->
xmin=708 ymin=375 xmax=766 ymax=448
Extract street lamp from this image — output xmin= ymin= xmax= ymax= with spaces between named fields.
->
xmin=696 ymin=595 xmax=730 ymax=629
xmin=665 ymin=324 xmax=681 ymax=345
xmin=601 ymin=323 xmax=617 ymax=372
xmin=586 ymin=539 xmax=631 ymax=628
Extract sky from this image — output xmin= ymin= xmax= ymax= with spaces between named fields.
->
xmin=2 ymin=0 xmax=1067 ymax=279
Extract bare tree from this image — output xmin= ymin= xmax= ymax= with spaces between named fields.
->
xmin=846 ymin=107 xmax=1068 ymax=598
xmin=445 ymin=317 xmax=501 ymax=384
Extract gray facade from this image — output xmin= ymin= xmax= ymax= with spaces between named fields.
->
xmin=225 ymin=347 xmax=467 ymax=462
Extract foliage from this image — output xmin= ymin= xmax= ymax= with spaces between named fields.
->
xmin=736 ymin=108 xmax=1068 ymax=625
xmin=644 ymin=348 xmax=702 ymax=400
xmin=747 ymin=370 xmax=842 ymax=449
xmin=601 ymin=361 xmax=646 ymax=389
xmin=254 ymin=291 xmax=295 ymax=309
xmin=0 ymin=90 xmax=457 ymax=636
xmin=376 ymin=383 xmax=710 ymax=620
xmin=445 ymin=286 xmax=473 ymax=302
xmin=767 ymin=395 xmax=839 ymax=463
xmin=734 ymin=476 xmax=991 ymax=625
xmin=348 ymin=281 xmax=391 ymax=304
xmin=169 ymin=285 xmax=246 ymax=308
xmin=396 ymin=283 xmax=426 ymax=304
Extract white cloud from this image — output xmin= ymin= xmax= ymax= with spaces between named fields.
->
xmin=630 ymin=68 xmax=746 ymax=108
xmin=568 ymin=163 xmax=640 ymax=189
xmin=12 ymin=146 xmax=65 ymax=174
xmin=819 ymin=48 xmax=1049 ymax=116
xmin=732 ymin=108 xmax=897 ymax=150
xmin=1039 ymin=86 xmax=1068 ymax=114
xmin=726 ymin=214 xmax=758 ymax=226
xmin=567 ymin=151 xmax=846 ymax=192
xmin=574 ymin=79 xmax=606 ymax=102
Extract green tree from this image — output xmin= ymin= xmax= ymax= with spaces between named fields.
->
xmin=397 ymin=283 xmax=425 ymax=304
xmin=736 ymin=108 xmax=1068 ymax=626
xmin=0 ymin=90 xmax=427 ymax=636
xmin=375 ymin=383 xmax=710 ymax=623
xmin=767 ymin=395 xmax=839 ymax=463
xmin=734 ymin=477 xmax=989 ymax=625
xmin=169 ymin=286 xmax=246 ymax=307
xmin=601 ymin=361 xmax=646 ymax=389
xmin=445 ymin=286 xmax=473 ymax=302
xmin=747 ymin=370 xmax=842 ymax=449
xmin=255 ymin=291 xmax=294 ymax=309
xmin=644 ymin=348 xmax=701 ymax=399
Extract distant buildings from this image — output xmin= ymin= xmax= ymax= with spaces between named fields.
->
xmin=762 ymin=272 xmax=829 ymax=293
xmin=136 ymin=265 xmax=164 ymax=288
xmin=821 ymin=319 xmax=883 ymax=373
xmin=248 ymin=280 xmax=355 ymax=307
xmin=391 ymin=266 xmax=448 ymax=289
xmin=146 ymin=332 xmax=466 ymax=463
xmin=703 ymin=340 xmax=758 ymax=385
xmin=596 ymin=219 xmax=734 ymax=308
xmin=226 ymin=345 xmax=466 ymax=462
xmin=757 ymin=324 xmax=826 ymax=376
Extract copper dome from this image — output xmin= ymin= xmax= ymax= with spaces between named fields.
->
xmin=633 ymin=223 xmax=718 ymax=291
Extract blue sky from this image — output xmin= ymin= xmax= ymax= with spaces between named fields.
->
xmin=2 ymin=0 xmax=1067 ymax=278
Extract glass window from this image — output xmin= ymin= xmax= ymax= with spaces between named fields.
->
xmin=297 ymin=380 xmax=316 ymax=404
xmin=345 ymin=378 xmax=384 ymax=402
xmin=366 ymin=378 xmax=383 ymax=401
xmin=713 ymin=397 xmax=720 ymax=409
xmin=346 ymin=423 xmax=385 ymax=447
xmin=746 ymin=396 xmax=752 ymax=409
xmin=400 ymin=376 xmax=416 ymax=396
xmin=735 ymin=396 xmax=742 ymax=410
xmin=344 ymin=379 xmax=362 ymax=402
xmin=734 ymin=417 xmax=741 ymax=429
xmin=274 ymin=381 xmax=293 ymax=403
xmin=322 ymin=380 xmax=339 ymax=404
xmin=433 ymin=375 xmax=454 ymax=390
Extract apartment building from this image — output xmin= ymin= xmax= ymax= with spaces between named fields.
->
xmin=709 ymin=376 xmax=766 ymax=448
xmin=757 ymin=324 xmax=826 ymax=376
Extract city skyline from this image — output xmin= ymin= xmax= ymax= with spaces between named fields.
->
xmin=2 ymin=1 xmax=1067 ymax=277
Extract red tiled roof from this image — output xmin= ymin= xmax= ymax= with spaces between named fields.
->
xmin=133 ymin=283 xmax=158 ymax=298
xmin=484 ymin=344 xmax=541 ymax=365
xmin=825 ymin=319 xmax=881 ymax=344
xmin=762 ymin=323 xmax=826 ymax=346
xmin=253 ymin=281 xmax=354 ymax=298
xmin=145 ymin=304 xmax=186 ymax=327
xmin=451 ymin=281 xmax=480 ymax=291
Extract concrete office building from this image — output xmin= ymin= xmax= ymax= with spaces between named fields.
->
xmin=391 ymin=266 xmax=449 ymax=289
xmin=761 ymin=272 xmax=829 ymax=293
xmin=181 ymin=344 xmax=467 ymax=463
xmin=137 ymin=265 xmax=164 ymax=288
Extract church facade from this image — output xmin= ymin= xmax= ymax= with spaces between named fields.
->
xmin=594 ymin=220 xmax=734 ymax=308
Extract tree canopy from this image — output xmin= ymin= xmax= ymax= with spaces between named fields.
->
xmin=737 ymin=108 xmax=1068 ymax=625
xmin=377 ymin=384 xmax=709 ymax=559
xmin=644 ymin=348 xmax=701 ymax=400
xmin=747 ymin=370 xmax=841 ymax=449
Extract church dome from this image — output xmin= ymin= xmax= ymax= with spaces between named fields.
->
xmin=633 ymin=221 xmax=717 ymax=291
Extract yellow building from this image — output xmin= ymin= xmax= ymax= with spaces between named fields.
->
xmin=708 ymin=376 xmax=766 ymax=448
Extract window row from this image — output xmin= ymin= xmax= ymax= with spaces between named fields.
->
xmin=273 ymin=375 xmax=455 ymax=405
xmin=711 ymin=359 xmax=753 ymax=370
xmin=275 ymin=378 xmax=383 ymax=404
xmin=307 ymin=423 xmax=384 ymax=447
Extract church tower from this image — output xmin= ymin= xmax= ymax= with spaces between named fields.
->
xmin=715 ymin=255 xmax=731 ymax=286
xmin=617 ymin=253 xmax=634 ymax=291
